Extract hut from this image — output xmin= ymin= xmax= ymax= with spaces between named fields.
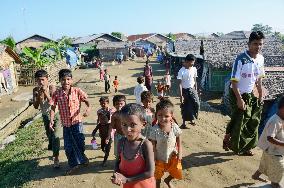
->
xmin=174 ymin=33 xmax=195 ymax=41
xmin=16 ymin=34 xmax=54 ymax=50
xmin=0 ymin=45 xmax=22 ymax=95
xmin=72 ymin=33 xmax=123 ymax=47
xmin=97 ymin=42 xmax=131 ymax=61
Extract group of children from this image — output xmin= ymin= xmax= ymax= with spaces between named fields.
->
xmin=101 ymin=68 xmax=119 ymax=94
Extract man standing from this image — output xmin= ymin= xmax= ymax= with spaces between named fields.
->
xmin=223 ymin=31 xmax=265 ymax=156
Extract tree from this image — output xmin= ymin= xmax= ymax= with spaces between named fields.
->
xmin=0 ymin=36 xmax=16 ymax=50
xmin=22 ymin=47 xmax=52 ymax=68
xmin=274 ymin=32 xmax=284 ymax=43
xmin=166 ymin=33 xmax=176 ymax=41
xmin=251 ymin=24 xmax=273 ymax=35
xmin=111 ymin=32 xmax=122 ymax=39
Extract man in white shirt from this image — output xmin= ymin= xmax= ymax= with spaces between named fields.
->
xmin=134 ymin=76 xmax=148 ymax=105
xmin=177 ymin=54 xmax=199 ymax=128
xmin=252 ymin=97 xmax=284 ymax=188
xmin=223 ymin=31 xmax=265 ymax=156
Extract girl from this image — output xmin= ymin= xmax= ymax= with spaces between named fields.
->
xmin=156 ymin=80 xmax=165 ymax=100
xmin=140 ymin=91 xmax=155 ymax=138
xmin=149 ymin=99 xmax=183 ymax=188
xmin=111 ymin=103 xmax=155 ymax=188
xmin=99 ymin=62 xmax=105 ymax=81
xmin=164 ymin=70 xmax=171 ymax=96
xmin=113 ymin=76 xmax=119 ymax=93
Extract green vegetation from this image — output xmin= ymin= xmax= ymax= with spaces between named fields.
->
xmin=166 ymin=33 xmax=176 ymax=41
xmin=0 ymin=36 xmax=16 ymax=50
xmin=0 ymin=120 xmax=45 ymax=188
xmin=111 ymin=32 xmax=123 ymax=39
xmin=251 ymin=23 xmax=273 ymax=35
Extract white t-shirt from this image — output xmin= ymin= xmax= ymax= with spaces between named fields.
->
xmin=230 ymin=51 xmax=265 ymax=94
xmin=258 ymin=114 xmax=284 ymax=155
xmin=134 ymin=84 xmax=148 ymax=104
xmin=177 ymin=66 xmax=197 ymax=89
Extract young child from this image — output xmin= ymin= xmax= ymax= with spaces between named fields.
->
xmin=141 ymin=91 xmax=155 ymax=138
xmin=134 ymin=76 xmax=148 ymax=105
xmin=50 ymin=69 xmax=90 ymax=175
xmin=97 ymin=96 xmax=115 ymax=124
xmin=156 ymin=80 xmax=165 ymax=100
xmin=104 ymin=69 xmax=111 ymax=93
xmin=164 ymin=70 xmax=171 ymax=96
xmin=92 ymin=111 xmax=112 ymax=167
xmin=149 ymin=99 xmax=183 ymax=188
xmin=177 ymin=54 xmax=199 ymax=128
xmin=113 ymin=76 xmax=119 ymax=93
xmin=32 ymin=70 xmax=61 ymax=168
xmin=252 ymin=97 xmax=284 ymax=188
xmin=99 ymin=62 xmax=105 ymax=81
xmin=111 ymin=103 xmax=155 ymax=188
xmin=106 ymin=95 xmax=126 ymax=158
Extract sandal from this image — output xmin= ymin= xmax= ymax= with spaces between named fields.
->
xmin=53 ymin=159 xmax=60 ymax=169
xmin=65 ymin=165 xmax=80 ymax=175
xmin=241 ymin=150 xmax=254 ymax=156
xmin=180 ymin=124 xmax=187 ymax=129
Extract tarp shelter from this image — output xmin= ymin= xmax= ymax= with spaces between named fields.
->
xmin=66 ymin=48 xmax=78 ymax=68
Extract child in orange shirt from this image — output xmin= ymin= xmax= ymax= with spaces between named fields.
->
xmin=156 ymin=80 xmax=165 ymax=100
xmin=113 ymin=76 xmax=119 ymax=93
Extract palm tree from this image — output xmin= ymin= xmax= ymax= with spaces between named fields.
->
xmin=0 ymin=36 xmax=16 ymax=50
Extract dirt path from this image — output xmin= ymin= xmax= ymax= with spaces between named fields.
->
xmin=26 ymin=58 xmax=265 ymax=188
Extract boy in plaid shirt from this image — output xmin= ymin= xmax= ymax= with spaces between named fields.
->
xmin=50 ymin=69 xmax=90 ymax=174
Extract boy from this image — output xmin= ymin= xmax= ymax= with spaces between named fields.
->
xmin=32 ymin=70 xmax=61 ymax=168
xmin=104 ymin=69 xmax=111 ymax=93
xmin=149 ymin=99 xmax=183 ymax=188
xmin=92 ymin=111 xmax=111 ymax=167
xmin=49 ymin=69 xmax=90 ymax=174
xmin=252 ymin=97 xmax=284 ymax=188
xmin=113 ymin=76 xmax=119 ymax=93
xmin=177 ymin=54 xmax=199 ymax=128
xmin=106 ymin=95 xmax=126 ymax=158
xmin=97 ymin=96 xmax=114 ymax=125
xmin=134 ymin=76 xmax=148 ymax=105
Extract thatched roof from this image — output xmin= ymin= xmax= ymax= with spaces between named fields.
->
xmin=72 ymin=33 xmax=122 ymax=45
xmin=97 ymin=42 xmax=131 ymax=49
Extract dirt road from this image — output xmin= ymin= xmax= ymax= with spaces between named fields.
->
xmin=26 ymin=58 xmax=264 ymax=188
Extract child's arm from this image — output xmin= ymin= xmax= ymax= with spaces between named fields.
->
xmin=116 ymin=140 xmax=155 ymax=184
xmin=106 ymin=113 xmax=116 ymax=143
xmin=150 ymin=140 xmax=157 ymax=160
xmin=267 ymin=136 xmax=284 ymax=146
xmin=92 ymin=124 xmax=99 ymax=139
xmin=32 ymin=87 xmax=40 ymax=109
xmin=176 ymin=135 xmax=183 ymax=160
xmin=49 ymin=105 xmax=56 ymax=131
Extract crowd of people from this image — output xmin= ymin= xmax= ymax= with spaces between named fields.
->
xmin=31 ymin=31 xmax=284 ymax=188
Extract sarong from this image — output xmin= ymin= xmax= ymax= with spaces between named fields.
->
xmin=181 ymin=88 xmax=200 ymax=121
xmin=226 ymin=89 xmax=262 ymax=154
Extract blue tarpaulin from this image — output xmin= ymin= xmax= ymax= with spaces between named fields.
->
xmin=66 ymin=48 xmax=78 ymax=68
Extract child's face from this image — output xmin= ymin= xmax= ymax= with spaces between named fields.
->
xmin=121 ymin=115 xmax=144 ymax=141
xmin=156 ymin=108 xmax=173 ymax=127
xmin=114 ymin=100 xmax=125 ymax=111
xmin=36 ymin=76 xmax=48 ymax=87
xmin=183 ymin=60 xmax=194 ymax=68
xmin=100 ymin=101 xmax=109 ymax=109
xmin=60 ymin=76 xmax=73 ymax=90
xmin=142 ymin=99 xmax=152 ymax=109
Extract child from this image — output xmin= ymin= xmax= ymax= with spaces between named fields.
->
xmin=177 ymin=54 xmax=199 ymax=128
xmin=106 ymin=95 xmax=126 ymax=158
xmin=133 ymin=76 xmax=148 ymax=105
xmin=149 ymin=99 xmax=183 ymax=188
xmin=97 ymin=96 xmax=114 ymax=124
xmin=156 ymin=80 xmax=165 ymax=100
xmin=50 ymin=69 xmax=90 ymax=175
xmin=104 ymin=69 xmax=111 ymax=93
xmin=92 ymin=111 xmax=111 ymax=167
xmin=143 ymin=61 xmax=153 ymax=91
xmin=32 ymin=70 xmax=61 ymax=168
xmin=111 ymin=103 xmax=155 ymax=188
xmin=113 ymin=76 xmax=119 ymax=93
xmin=140 ymin=91 xmax=155 ymax=138
xmin=99 ymin=62 xmax=105 ymax=81
xmin=164 ymin=70 xmax=171 ymax=96
xmin=252 ymin=97 xmax=284 ymax=188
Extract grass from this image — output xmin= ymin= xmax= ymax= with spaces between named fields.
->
xmin=0 ymin=119 xmax=45 ymax=188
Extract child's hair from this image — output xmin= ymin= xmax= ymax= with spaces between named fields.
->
xmin=120 ymin=103 xmax=146 ymax=122
xmin=156 ymin=98 xmax=174 ymax=113
xmin=141 ymin=91 xmax=153 ymax=102
xmin=278 ymin=96 xmax=284 ymax=109
xmin=115 ymin=76 xmax=118 ymax=79
xmin=99 ymin=96 xmax=109 ymax=103
xmin=185 ymin=54 xmax=196 ymax=62
xmin=249 ymin=31 xmax=265 ymax=43
xmin=137 ymin=76 xmax=144 ymax=84
xmin=113 ymin=95 xmax=126 ymax=106
xmin=35 ymin=69 xmax=48 ymax=78
xmin=59 ymin=69 xmax=72 ymax=80
xmin=98 ymin=111 xmax=110 ymax=121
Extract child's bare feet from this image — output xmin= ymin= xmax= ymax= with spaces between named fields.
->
xmin=164 ymin=176 xmax=175 ymax=188
xmin=252 ymin=170 xmax=267 ymax=182
xmin=65 ymin=165 xmax=80 ymax=175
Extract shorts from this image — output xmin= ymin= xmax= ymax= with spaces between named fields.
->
xmin=155 ymin=154 xmax=183 ymax=180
